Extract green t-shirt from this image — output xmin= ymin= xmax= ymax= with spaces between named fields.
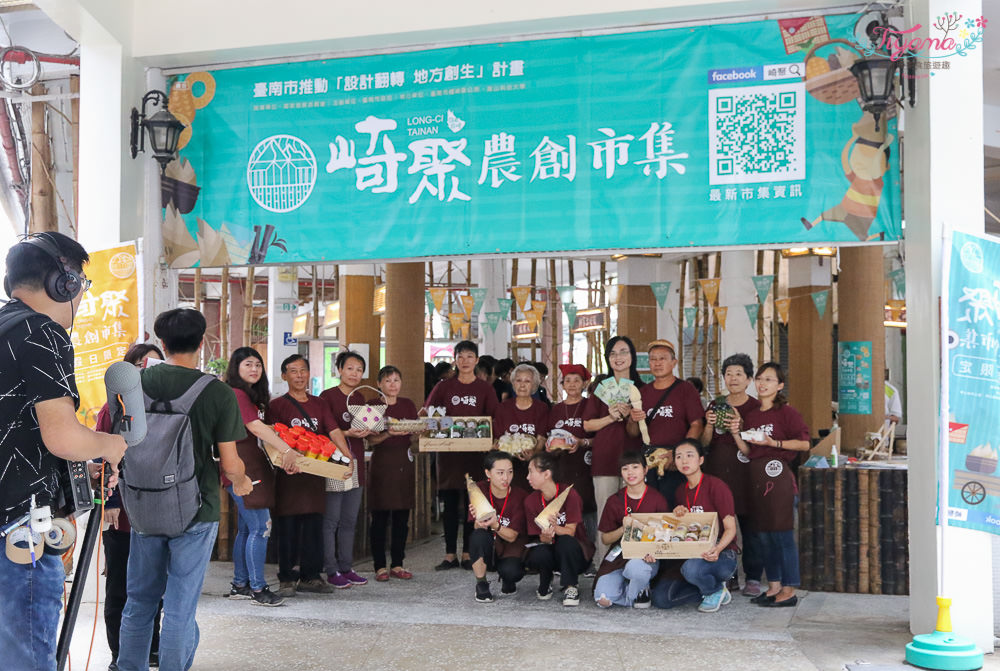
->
xmin=140 ymin=363 xmax=246 ymax=523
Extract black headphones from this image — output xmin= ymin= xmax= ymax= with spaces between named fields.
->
xmin=3 ymin=233 xmax=83 ymax=303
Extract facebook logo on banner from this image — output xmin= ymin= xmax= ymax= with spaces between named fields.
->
xmin=707 ymin=67 xmax=762 ymax=83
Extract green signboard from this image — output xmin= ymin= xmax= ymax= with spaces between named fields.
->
xmin=838 ymin=340 xmax=873 ymax=414
xmin=164 ymin=13 xmax=901 ymax=267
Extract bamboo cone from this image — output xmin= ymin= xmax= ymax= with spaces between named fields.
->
xmin=466 ymin=474 xmax=495 ymax=522
xmin=627 ymin=384 xmax=650 ymax=445
xmin=534 ymin=484 xmax=574 ymax=530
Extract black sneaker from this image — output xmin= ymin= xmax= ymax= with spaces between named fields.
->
xmin=434 ymin=558 xmax=460 ymax=571
xmin=460 ymin=558 xmax=473 ymax=570
xmin=149 ymin=651 xmax=159 ymax=668
xmin=633 ymin=589 xmax=651 ymax=609
xmin=228 ymin=582 xmax=253 ymax=599
xmin=500 ymin=580 xmax=517 ymax=596
xmin=536 ymin=585 xmax=553 ymax=600
xmin=475 ymin=581 xmax=494 ymax=603
xmin=251 ymin=586 xmax=285 ymax=607
xmin=562 ymin=585 xmax=580 ymax=607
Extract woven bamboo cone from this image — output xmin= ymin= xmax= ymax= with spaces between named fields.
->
xmin=834 ymin=468 xmax=844 ymax=592
xmin=534 ymin=484 xmax=574 ymax=530
xmin=869 ymin=470 xmax=882 ymax=594
xmin=858 ymin=469 xmax=870 ymax=594
xmin=627 ymin=385 xmax=650 ymax=445
xmin=466 ymin=473 xmax=496 ymax=522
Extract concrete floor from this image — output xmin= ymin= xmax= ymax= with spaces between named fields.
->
xmin=63 ymin=532 xmax=999 ymax=671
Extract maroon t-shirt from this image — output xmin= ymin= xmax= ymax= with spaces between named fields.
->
xmin=468 ymin=481 xmax=528 ymax=559
xmin=524 ymin=484 xmax=595 ymax=562
xmin=267 ymin=394 xmax=337 ymax=516
xmin=424 ymin=376 xmax=500 ymax=490
xmin=674 ymin=473 xmax=738 ymax=551
xmin=640 ymin=379 xmax=704 ymax=446
xmin=702 ymin=395 xmax=761 ymax=516
xmin=494 ymin=397 xmax=549 ymax=492
xmin=547 ymin=399 xmax=596 ymax=512
xmin=598 ymin=485 xmax=668 ymax=533
xmin=221 ymin=388 xmax=275 ymax=509
xmin=582 ymin=395 xmax=641 ymax=476
xmin=319 ymin=385 xmax=367 ymax=484
xmin=743 ymin=404 xmax=811 ymax=463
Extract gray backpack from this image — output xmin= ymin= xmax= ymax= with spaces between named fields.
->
xmin=119 ymin=374 xmax=214 ymax=537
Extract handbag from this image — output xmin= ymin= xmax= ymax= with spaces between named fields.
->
xmin=325 ymin=462 xmax=360 ymax=492
xmin=347 ymin=386 xmax=387 ymax=432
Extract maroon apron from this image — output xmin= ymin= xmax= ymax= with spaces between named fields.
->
xmin=368 ymin=398 xmax=417 ymax=511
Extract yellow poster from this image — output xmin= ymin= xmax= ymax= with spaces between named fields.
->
xmin=71 ymin=243 xmax=140 ymax=427
xmin=775 ymin=297 xmax=792 ymax=324
xmin=713 ymin=306 xmax=728 ymax=330
xmin=697 ymin=278 xmax=721 ymax=305
xmin=511 ymin=286 xmax=533 ymax=313
xmin=460 ymin=294 xmax=475 ymax=320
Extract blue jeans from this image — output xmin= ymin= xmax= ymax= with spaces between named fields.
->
xmin=228 ymin=486 xmax=271 ymax=591
xmin=681 ymin=549 xmax=738 ymax=596
xmin=650 ymin=577 xmax=701 ymax=609
xmin=593 ymin=558 xmax=658 ymax=607
xmin=0 ymin=550 xmax=64 ymax=671
xmin=117 ymin=521 xmax=218 ymax=671
xmin=758 ymin=529 xmax=801 ymax=587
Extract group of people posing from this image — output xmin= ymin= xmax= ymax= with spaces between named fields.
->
xmin=202 ymin=333 xmax=811 ymax=616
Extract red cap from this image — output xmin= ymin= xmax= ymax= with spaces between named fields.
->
xmin=558 ymin=363 xmax=591 ymax=382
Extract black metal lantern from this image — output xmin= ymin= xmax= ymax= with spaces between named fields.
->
xmin=849 ymin=57 xmax=897 ymax=131
xmin=129 ymin=90 xmax=185 ymax=172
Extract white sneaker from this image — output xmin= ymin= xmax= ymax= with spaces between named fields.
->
xmin=563 ymin=585 xmax=580 ymax=607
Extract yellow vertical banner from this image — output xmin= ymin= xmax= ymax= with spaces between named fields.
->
xmin=713 ymin=306 xmax=728 ymax=330
xmin=511 ymin=286 xmax=533 ymax=313
xmin=698 ymin=278 xmax=721 ymax=305
xmin=460 ymin=294 xmax=475 ymax=320
xmin=429 ymin=287 xmax=448 ymax=315
xmin=447 ymin=312 xmax=465 ymax=337
xmin=71 ymin=243 xmax=140 ymax=426
xmin=775 ymin=297 xmax=791 ymax=324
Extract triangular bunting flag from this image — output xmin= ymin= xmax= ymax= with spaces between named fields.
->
xmin=470 ymin=287 xmax=489 ymax=313
xmin=811 ymin=289 xmax=830 ymax=319
xmin=752 ymin=275 xmax=775 ymax=304
xmin=530 ymin=299 xmax=546 ymax=316
xmin=564 ymin=302 xmax=578 ymax=328
xmin=511 ymin=286 xmax=533 ymax=313
xmin=527 ymin=306 xmax=545 ymax=328
xmin=484 ymin=311 xmax=502 ymax=332
xmin=775 ymin=297 xmax=791 ymax=324
xmin=713 ymin=306 xmax=728 ymax=330
xmin=556 ymin=285 xmax=576 ymax=306
xmin=425 ymin=290 xmax=434 ymax=315
xmin=683 ymin=306 xmax=698 ymax=327
xmin=460 ymin=294 xmax=475 ymax=320
xmin=447 ymin=312 xmax=465 ymax=336
xmin=888 ymin=268 xmax=905 ymax=296
xmin=697 ymin=278 xmax=721 ymax=305
xmin=460 ymin=323 xmax=470 ymax=340
xmin=650 ymin=281 xmax=671 ymax=309
xmin=429 ymin=288 xmax=448 ymax=315
xmin=745 ymin=303 xmax=759 ymax=329
xmin=496 ymin=297 xmax=514 ymax=315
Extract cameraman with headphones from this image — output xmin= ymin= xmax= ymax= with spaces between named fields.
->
xmin=0 ymin=232 xmax=127 ymax=671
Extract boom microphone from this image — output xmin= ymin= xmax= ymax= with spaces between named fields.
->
xmin=104 ymin=360 xmax=147 ymax=446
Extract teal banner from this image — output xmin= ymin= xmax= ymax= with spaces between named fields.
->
xmin=484 ymin=311 xmax=503 ymax=332
xmin=837 ymin=341 xmax=872 ymax=414
xmin=683 ymin=307 xmax=698 ymax=327
xmin=650 ymin=281 xmax=672 ymax=309
xmin=752 ymin=275 xmax=775 ymax=304
xmin=556 ymin=285 xmax=576 ymax=306
xmin=811 ymin=289 xmax=829 ymax=319
xmin=564 ymin=302 xmax=578 ymax=328
xmin=745 ymin=303 xmax=759 ymax=329
xmin=164 ymin=13 xmax=901 ymax=267
xmin=470 ymin=287 xmax=489 ymax=313
xmin=425 ymin=290 xmax=434 ymax=315
xmin=945 ymin=231 xmax=1000 ymax=535
xmin=889 ymin=267 xmax=905 ymax=297
xmin=496 ymin=298 xmax=514 ymax=316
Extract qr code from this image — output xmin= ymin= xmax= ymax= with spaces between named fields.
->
xmin=708 ymin=83 xmax=805 ymax=185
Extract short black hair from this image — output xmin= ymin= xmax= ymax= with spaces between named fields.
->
xmin=478 ymin=354 xmax=497 ymax=371
xmin=433 ymin=361 xmax=453 ymax=378
xmin=336 ymin=350 xmax=365 ymax=372
xmin=722 ymin=353 xmax=754 ymax=378
xmin=674 ymin=438 xmax=705 ymax=458
xmin=377 ymin=365 xmax=401 ymax=382
xmin=529 ymin=451 xmax=556 ymax=474
xmin=6 ymin=232 xmax=89 ymax=293
xmin=685 ymin=376 xmax=704 ymax=394
xmin=494 ymin=358 xmax=515 ymax=377
xmin=530 ymin=361 xmax=549 ymax=377
xmin=454 ymin=340 xmax=478 ymax=357
xmin=483 ymin=450 xmax=514 ymax=471
xmin=153 ymin=308 xmax=205 ymax=354
xmin=619 ymin=450 xmax=646 ymax=469
xmin=281 ymin=353 xmax=308 ymax=373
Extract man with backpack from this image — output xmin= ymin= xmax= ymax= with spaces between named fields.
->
xmin=0 ymin=233 xmax=128 ymax=671
xmin=116 ymin=308 xmax=251 ymax=671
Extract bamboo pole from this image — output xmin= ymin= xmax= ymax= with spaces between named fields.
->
xmin=312 ymin=266 xmax=319 ymax=339
xmin=29 ymin=83 xmax=56 ymax=233
xmin=70 ymin=75 xmax=79 ymax=226
xmin=530 ymin=259 xmax=538 ymax=362
xmin=598 ymin=261 xmax=607 ymax=365
xmin=713 ymin=251 xmax=722 ymax=394
xmin=193 ymin=268 xmax=203 ymax=366
xmin=511 ymin=258 xmax=519 ymax=359
xmin=220 ymin=266 xmax=229 ymax=360
xmin=678 ymin=259 xmax=687 ymax=377
xmin=549 ymin=258 xmax=559 ymax=398
xmin=772 ymin=252 xmax=781 ymax=361
xmin=756 ymin=251 xmax=765 ymax=366
xmin=243 ymin=266 xmax=255 ymax=348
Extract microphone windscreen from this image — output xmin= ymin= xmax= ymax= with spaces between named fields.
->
xmin=104 ymin=360 xmax=147 ymax=446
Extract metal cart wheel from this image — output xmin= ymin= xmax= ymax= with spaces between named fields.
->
xmin=961 ymin=481 xmax=987 ymax=506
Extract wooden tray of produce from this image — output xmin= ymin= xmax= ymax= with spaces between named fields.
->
xmin=621 ymin=512 xmax=719 ymax=559
xmin=263 ymin=443 xmax=351 ymax=479
xmin=418 ymin=416 xmax=493 ymax=452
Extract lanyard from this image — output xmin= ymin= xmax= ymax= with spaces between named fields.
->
xmin=625 ymin=485 xmax=648 ymax=514
xmin=488 ymin=488 xmax=509 ymax=533
xmin=686 ymin=474 xmax=704 ymax=510
xmin=540 ymin=484 xmax=560 ymax=509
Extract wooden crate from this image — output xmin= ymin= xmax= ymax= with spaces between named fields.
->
xmin=621 ymin=512 xmax=719 ymax=560
xmin=418 ymin=415 xmax=493 ymax=452
xmin=262 ymin=443 xmax=351 ymax=479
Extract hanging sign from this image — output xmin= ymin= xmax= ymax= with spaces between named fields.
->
xmin=470 ymin=287 xmax=489 ymax=313
xmin=752 ymin=275 xmax=775 ymax=304
xmin=572 ymin=307 xmax=607 ymax=333
xmin=556 ymin=285 xmax=576 ymax=305
xmin=698 ymin=278 xmax=721 ymax=306
xmin=447 ymin=312 xmax=465 ymax=336
xmin=683 ymin=306 xmax=698 ymax=327
xmin=564 ymin=302 xmax=578 ymax=327
xmin=511 ymin=286 xmax=533 ymax=313
xmin=460 ymin=294 xmax=475 ymax=319
xmin=837 ymin=341 xmax=872 ymax=414
xmin=888 ymin=267 xmax=906 ymax=297
xmin=425 ymin=290 xmax=434 ymax=315
xmin=775 ymin=297 xmax=791 ymax=323
xmin=429 ymin=287 xmax=448 ymax=315
xmin=713 ymin=306 xmax=728 ymax=330
xmin=484 ymin=311 xmax=503 ymax=332
xmin=496 ymin=297 xmax=514 ymax=315
xmin=169 ymin=13 xmax=901 ymax=267
xmin=745 ymin=303 xmax=759 ymax=329
xmin=811 ymin=289 xmax=830 ymax=319
xmin=650 ymin=281 xmax=672 ymax=309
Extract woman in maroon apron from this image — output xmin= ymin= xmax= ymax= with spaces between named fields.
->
xmin=493 ymin=363 xmax=549 ymax=491
xmin=702 ymin=352 xmax=762 ymax=596
xmin=365 ymin=365 xmax=418 ymax=581
xmin=547 ymin=364 xmax=596 ymax=541
xmin=733 ymin=362 xmax=811 ymax=608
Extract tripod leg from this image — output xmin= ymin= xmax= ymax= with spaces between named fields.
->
xmin=56 ymin=511 xmax=102 ymax=671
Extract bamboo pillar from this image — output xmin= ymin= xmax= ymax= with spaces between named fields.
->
xmin=312 ymin=266 xmax=320 ymax=339
xmin=548 ymin=258 xmax=559 ymax=399
xmin=341 ymin=271 xmax=381 ymax=386
xmin=29 ymin=83 xmax=56 ymax=233
xmin=678 ymin=259 xmax=687 ymax=377
xmin=193 ymin=269 xmax=203 ymax=367
xmin=771 ymin=253 xmax=781 ymax=361
xmin=70 ymin=75 xmax=79 ymax=227
xmin=243 ymin=266 xmax=255 ymax=350
xmin=220 ymin=267 xmax=229 ymax=360
xmin=787 ymin=257 xmax=833 ymax=437
xmin=756 ymin=251 xmax=765 ymax=366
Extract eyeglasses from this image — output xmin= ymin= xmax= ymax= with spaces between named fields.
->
xmin=81 ymin=278 xmax=93 ymax=293
xmin=609 ymin=349 xmax=631 ymax=358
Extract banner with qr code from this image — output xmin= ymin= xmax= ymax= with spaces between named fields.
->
xmin=165 ymin=12 xmax=901 ymax=267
